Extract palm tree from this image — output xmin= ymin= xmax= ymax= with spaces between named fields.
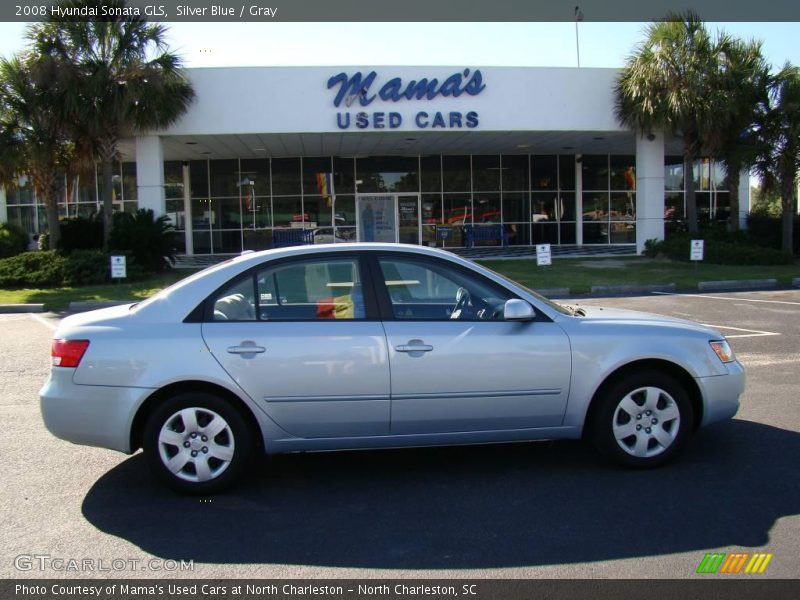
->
xmin=30 ymin=0 xmax=194 ymax=248
xmin=754 ymin=64 xmax=800 ymax=254
xmin=705 ymin=37 xmax=770 ymax=231
xmin=0 ymin=54 xmax=74 ymax=248
xmin=615 ymin=11 xmax=719 ymax=233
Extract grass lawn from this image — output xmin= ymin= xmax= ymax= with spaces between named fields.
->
xmin=0 ymin=257 xmax=798 ymax=311
xmin=0 ymin=271 xmax=193 ymax=312
xmin=478 ymin=257 xmax=800 ymax=294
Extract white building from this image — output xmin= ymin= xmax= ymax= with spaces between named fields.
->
xmin=1 ymin=66 xmax=749 ymax=254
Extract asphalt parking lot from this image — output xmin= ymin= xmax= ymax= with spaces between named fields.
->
xmin=1 ymin=289 xmax=798 ymax=580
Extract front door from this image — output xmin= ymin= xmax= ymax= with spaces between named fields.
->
xmin=374 ymin=254 xmax=572 ymax=434
xmin=201 ymin=254 xmax=391 ymax=438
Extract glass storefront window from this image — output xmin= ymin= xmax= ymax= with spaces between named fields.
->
xmin=442 ymin=155 xmax=471 ymax=192
xmin=557 ymin=192 xmax=576 ymax=221
xmin=506 ymin=223 xmax=530 ymax=246
xmin=582 ymin=155 xmax=609 ymax=191
xmin=583 ymin=222 xmax=606 ymax=244
xmin=189 ymin=160 xmax=209 ymax=198
xmin=502 ymin=192 xmax=530 ymax=223
xmin=531 ymin=155 xmax=558 ymax=191
xmin=420 ymin=155 xmax=442 ymax=192
xmin=532 ymin=222 xmax=558 ymax=244
xmin=713 ymin=192 xmax=730 ymax=221
xmin=356 ymin=156 xmax=419 ymax=193
xmin=332 ymin=195 xmax=355 ymax=226
xmin=209 ymin=159 xmax=240 ymax=198
xmin=164 ymin=161 xmax=184 ymax=200
xmin=302 ymin=157 xmax=333 ymax=195
xmin=694 ymin=159 xmax=712 ymax=191
xmin=271 ymin=158 xmax=302 ymax=195
xmin=242 ymin=196 xmax=272 ymax=229
xmin=443 ymin=194 xmax=472 ymax=225
xmin=502 ymin=155 xmax=529 ymax=191
xmin=213 ymin=197 xmax=242 ymax=229
xmin=333 ymin=157 xmax=355 ymax=194
xmin=122 ymin=162 xmax=137 ymax=200
xmin=212 ymin=230 xmax=242 ymax=254
xmin=473 ymin=192 xmax=500 ymax=223
xmin=559 ymin=155 xmax=576 ymax=190
xmin=472 ymin=155 xmax=501 ymax=191
xmin=421 ymin=193 xmax=442 ymax=225
xmin=165 ymin=198 xmax=186 ymax=230
xmin=582 ymin=192 xmax=608 ymax=221
xmin=240 ymin=158 xmax=270 ymax=197
xmin=610 ymin=192 xmax=636 ymax=221
xmin=272 ymin=196 xmax=303 ymax=227
xmin=665 ymin=192 xmax=684 ymax=221
xmin=243 ymin=229 xmax=273 ymax=251
xmin=610 ymin=156 xmax=635 ymax=191
xmin=531 ymin=193 xmax=556 ymax=222
xmin=193 ymin=230 xmax=211 ymax=254
xmin=191 ymin=198 xmax=212 ymax=230
xmin=559 ymin=222 xmax=576 ymax=244
xmin=664 ymin=156 xmax=684 ymax=191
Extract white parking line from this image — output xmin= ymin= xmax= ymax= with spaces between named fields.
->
xmin=702 ymin=324 xmax=781 ymax=339
xmin=28 ymin=313 xmax=57 ymax=331
xmin=652 ymin=291 xmax=800 ymax=306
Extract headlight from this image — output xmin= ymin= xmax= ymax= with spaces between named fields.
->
xmin=710 ymin=340 xmax=735 ymax=363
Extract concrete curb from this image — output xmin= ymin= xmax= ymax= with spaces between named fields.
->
xmin=590 ymin=283 xmax=676 ymax=295
xmin=697 ymin=279 xmax=777 ymax=292
xmin=0 ymin=304 xmax=45 ymax=314
xmin=533 ymin=288 xmax=570 ymax=297
xmin=68 ymin=300 xmax=135 ymax=313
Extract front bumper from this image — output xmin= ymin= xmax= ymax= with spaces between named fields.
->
xmin=697 ymin=360 xmax=746 ymax=426
xmin=39 ymin=368 xmax=153 ymax=454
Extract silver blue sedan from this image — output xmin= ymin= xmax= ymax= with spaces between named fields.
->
xmin=40 ymin=244 xmax=744 ymax=493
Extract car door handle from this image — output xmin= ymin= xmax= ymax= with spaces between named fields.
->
xmin=395 ymin=343 xmax=434 ymax=353
xmin=227 ymin=342 xmax=266 ymax=355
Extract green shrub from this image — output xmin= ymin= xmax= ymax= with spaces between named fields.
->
xmin=109 ymin=209 xmax=176 ymax=272
xmin=59 ymin=216 xmax=103 ymax=252
xmin=661 ymin=231 xmax=793 ymax=265
xmin=0 ymin=250 xmax=65 ymax=287
xmin=0 ymin=223 xmax=29 ymax=258
xmin=643 ymin=238 xmax=664 ymax=258
xmin=61 ymin=249 xmax=110 ymax=286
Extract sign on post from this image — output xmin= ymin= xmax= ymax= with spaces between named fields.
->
xmin=536 ymin=243 xmax=552 ymax=266
xmin=110 ymin=255 xmax=127 ymax=279
xmin=690 ymin=240 xmax=704 ymax=262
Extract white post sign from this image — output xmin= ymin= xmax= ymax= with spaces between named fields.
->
xmin=536 ymin=244 xmax=552 ymax=266
xmin=690 ymin=240 xmax=704 ymax=261
xmin=110 ymin=255 xmax=127 ymax=278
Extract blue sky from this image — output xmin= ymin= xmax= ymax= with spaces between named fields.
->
xmin=1 ymin=22 xmax=799 ymax=70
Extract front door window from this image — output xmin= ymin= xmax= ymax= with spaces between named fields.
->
xmin=357 ymin=194 xmax=396 ymax=242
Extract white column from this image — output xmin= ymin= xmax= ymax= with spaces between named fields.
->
xmin=635 ymin=131 xmax=665 ymax=254
xmin=135 ymin=135 xmax=165 ymax=216
xmin=0 ymin=187 xmax=7 ymax=224
xmin=738 ymin=169 xmax=750 ymax=230
xmin=182 ymin=162 xmax=194 ymax=255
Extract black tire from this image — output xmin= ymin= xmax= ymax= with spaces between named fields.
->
xmin=591 ymin=369 xmax=693 ymax=468
xmin=143 ymin=392 xmax=255 ymax=494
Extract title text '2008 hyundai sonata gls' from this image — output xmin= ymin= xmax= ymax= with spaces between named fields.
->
xmin=40 ymin=244 xmax=744 ymax=493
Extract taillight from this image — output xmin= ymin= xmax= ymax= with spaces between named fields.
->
xmin=51 ymin=339 xmax=90 ymax=368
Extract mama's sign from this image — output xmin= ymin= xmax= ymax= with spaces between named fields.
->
xmin=327 ymin=69 xmax=485 ymax=130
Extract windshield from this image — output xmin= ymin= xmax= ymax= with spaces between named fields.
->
xmin=477 ymin=263 xmax=574 ymax=316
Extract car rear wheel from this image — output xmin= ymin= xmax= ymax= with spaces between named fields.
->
xmin=143 ymin=392 xmax=255 ymax=494
xmin=592 ymin=370 xmax=692 ymax=468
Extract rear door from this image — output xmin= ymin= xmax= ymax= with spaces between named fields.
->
xmin=372 ymin=254 xmax=571 ymax=434
xmin=202 ymin=253 xmax=391 ymax=438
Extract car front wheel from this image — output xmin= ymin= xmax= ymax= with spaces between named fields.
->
xmin=143 ymin=392 xmax=255 ymax=494
xmin=592 ymin=370 xmax=692 ymax=468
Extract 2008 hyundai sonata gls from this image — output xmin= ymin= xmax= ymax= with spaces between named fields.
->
xmin=40 ymin=244 xmax=744 ymax=493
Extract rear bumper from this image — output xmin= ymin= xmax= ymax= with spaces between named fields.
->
xmin=697 ymin=360 xmax=746 ymax=426
xmin=39 ymin=368 xmax=153 ymax=454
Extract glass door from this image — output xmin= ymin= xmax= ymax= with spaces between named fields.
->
xmin=357 ymin=194 xmax=397 ymax=242
xmin=397 ymin=194 xmax=420 ymax=245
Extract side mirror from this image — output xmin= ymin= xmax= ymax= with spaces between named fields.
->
xmin=503 ymin=299 xmax=535 ymax=322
